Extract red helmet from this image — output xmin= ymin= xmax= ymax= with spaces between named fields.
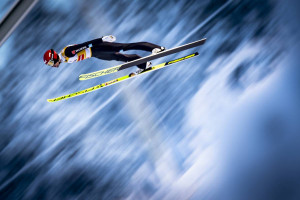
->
xmin=43 ymin=49 xmax=59 ymax=67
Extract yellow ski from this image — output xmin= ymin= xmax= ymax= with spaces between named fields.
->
xmin=47 ymin=52 xmax=199 ymax=102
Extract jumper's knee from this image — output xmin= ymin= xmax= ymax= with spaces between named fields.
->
xmin=114 ymin=52 xmax=141 ymax=62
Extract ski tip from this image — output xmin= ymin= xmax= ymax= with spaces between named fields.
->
xmin=78 ymin=75 xmax=85 ymax=81
xmin=78 ymin=75 xmax=92 ymax=81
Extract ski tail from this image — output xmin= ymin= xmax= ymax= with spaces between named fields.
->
xmin=79 ymin=38 xmax=206 ymax=80
xmin=48 ymin=52 xmax=199 ymax=102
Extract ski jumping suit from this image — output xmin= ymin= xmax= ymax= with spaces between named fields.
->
xmin=59 ymin=38 xmax=161 ymax=69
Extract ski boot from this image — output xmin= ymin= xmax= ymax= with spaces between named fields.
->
xmin=152 ymin=46 xmax=165 ymax=54
xmin=102 ymin=35 xmax=116 ymax=43
xmin=129 ymin=61 xmax=152 ymax=77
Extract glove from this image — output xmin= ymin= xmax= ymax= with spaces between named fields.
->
xmin=102 ymin=35 xmax=116 ymax=43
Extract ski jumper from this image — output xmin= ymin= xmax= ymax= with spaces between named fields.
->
xmin=59 ymin=38 xmax=161 ymax=69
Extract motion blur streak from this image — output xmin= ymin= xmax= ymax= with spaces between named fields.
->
xmin=0 ymin=0 xmax=299 ymax=199
xmin=0 ymin=89 xmax=122 ymax=193
xmin=176 ymin=0 xmax=233 ymax=46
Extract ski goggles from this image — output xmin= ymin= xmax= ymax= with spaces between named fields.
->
xmin=47 ymin=49 xmax=59 ymax=67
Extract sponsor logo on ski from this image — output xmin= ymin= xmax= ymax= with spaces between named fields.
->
xmin=102 ymin=67 xmax=119 ymax=74
xmin=105 ymin=79 xmax=118 ymax=85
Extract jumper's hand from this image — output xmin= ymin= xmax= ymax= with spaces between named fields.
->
xmin=102 ymin=35 xmax=116 ymax=43
xmin=53 ymin=59 xmax=61 ymax=68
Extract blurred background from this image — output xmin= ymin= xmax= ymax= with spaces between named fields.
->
xmin=0 ymin=0 xmax=299 ymax=199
